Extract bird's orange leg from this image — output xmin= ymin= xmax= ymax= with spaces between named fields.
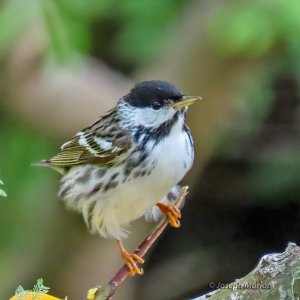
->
xmin=156 ymin=202 xmax=182 ymax=228
xmin=116 ymin=239 xmax=144 ymax=276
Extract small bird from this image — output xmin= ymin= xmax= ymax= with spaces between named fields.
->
xmin=35 ymin=80 xmax=201 ymax=275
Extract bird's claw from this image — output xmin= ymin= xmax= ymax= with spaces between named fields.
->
xmin=157 ymin=203 xmax=181 ymax=228
xmin=121 ymin=250 xmax=144 ymax=276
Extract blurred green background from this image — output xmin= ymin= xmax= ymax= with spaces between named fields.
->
xmin=1 ymin=0 xmax=300 ymax=299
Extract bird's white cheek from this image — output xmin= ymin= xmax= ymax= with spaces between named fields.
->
xmin=132 ymin=107 xmax=175 ymax=128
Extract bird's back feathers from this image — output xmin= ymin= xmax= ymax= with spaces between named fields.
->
xmin=35 ymin=108 xmax=131 ymax=170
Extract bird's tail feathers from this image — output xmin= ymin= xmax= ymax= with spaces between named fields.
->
xmin=32 ymin=160 xmax=65 ymax=175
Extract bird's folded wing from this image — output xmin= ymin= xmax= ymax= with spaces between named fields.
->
xmin=47 ymin=129 xmax=131 ymax=167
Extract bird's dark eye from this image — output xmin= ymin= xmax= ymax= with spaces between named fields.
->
xmin=152 ymin=101 xmax=162 ymax=110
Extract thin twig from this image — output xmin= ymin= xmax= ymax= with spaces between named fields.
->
xmin=87 ymin=186 xmax=189 ymax=300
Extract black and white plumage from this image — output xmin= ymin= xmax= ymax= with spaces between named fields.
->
xmin=36 ymin=80 xmax=201 ymax=240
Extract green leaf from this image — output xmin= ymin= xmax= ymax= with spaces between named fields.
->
xmin=15 ymin=278 xmax=50 ymax=300
xmin=15 ymin=285 xmax=28 ymax=300
xmin=33 ymin=278 xmax=50 ymax=294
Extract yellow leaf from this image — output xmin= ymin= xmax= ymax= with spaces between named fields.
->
xmin=10 ymin=292 xmax=62 ymax=300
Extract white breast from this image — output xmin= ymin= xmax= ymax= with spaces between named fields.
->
xmin=104 ymin=118 xmax=194 ymax=236
xmin=63 ymin=117 xmax=194 ymax=239
xmin=148 ymin=120 xmax=193 ymax=189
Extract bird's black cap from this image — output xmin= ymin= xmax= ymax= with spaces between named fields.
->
xmin=124 ymin=80 xmax=183 ymax=108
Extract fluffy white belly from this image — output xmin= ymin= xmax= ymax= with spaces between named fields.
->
xmin=60 ymin=123 xmax=193 ymax=239
xmin=118 ymin=127 xmax=192 ymax=222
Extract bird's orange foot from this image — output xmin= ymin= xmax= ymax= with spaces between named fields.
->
xmin=117 ymin=240 xmax=144 ymax=276
xmin=156 ymin=203 xmax=181 ymax=228
xmin=121 ymin=250 xmax=144 ymax=276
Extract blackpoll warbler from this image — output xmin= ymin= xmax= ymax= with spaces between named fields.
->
xmin=35 ymin=80 xmax=202 ymax=275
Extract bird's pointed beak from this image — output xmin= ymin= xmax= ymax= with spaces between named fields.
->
xmin=170 ymin=96 xmax=203 ymax=110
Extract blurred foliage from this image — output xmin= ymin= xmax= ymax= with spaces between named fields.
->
xmin=0 ymin=0 xmax=191 ymax=69
xmin=0 ymin=110 xmax=59 ymax=298
xmin=244 ymin=155 xmax=300 ymax=203
xmin=209 ymin=0 xmax=300 ymax=71
xmin=0 ymin=114 xmax=55 ymax=249
xmin=1 ymin=0 xmax=300 ymax=69
xmin=205 ymin=0 xmax=300 ymax=206
xmin=0 ymin=0 xmax=38 ymax=54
